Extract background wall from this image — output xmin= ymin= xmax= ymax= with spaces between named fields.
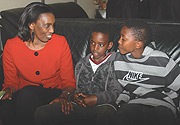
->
xmin=77 ymin=0 xmax=96 ymax=18
xmin=0 ymin=0 xmax=96 ymax=18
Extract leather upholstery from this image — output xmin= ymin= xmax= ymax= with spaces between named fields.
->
xmin=54 ymin=18 xmax=180 ymax=67
xmin=0 ymin=2 xmax=88 ymax=29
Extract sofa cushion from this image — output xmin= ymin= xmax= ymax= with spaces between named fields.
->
xmin=151 ymin=23 xmax=180 ymax=65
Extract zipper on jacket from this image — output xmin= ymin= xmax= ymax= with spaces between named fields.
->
xmin=91 ymin=76 xmax=94 ymax=81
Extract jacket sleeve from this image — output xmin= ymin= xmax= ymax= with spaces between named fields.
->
xmin=165 ymin=58 xmax=180 ymax=92
xmin=115 ymin=90 xmax=130 ymax=106
xmin=95 ymin=67 xmax=123 ymax=105
xmin=165 ymin=58 xmax=180 ymax=108
xmin=74 ymin=60 xmax=83 ymax=93
xmin=2 ymin=39 xmax=19 ymax=91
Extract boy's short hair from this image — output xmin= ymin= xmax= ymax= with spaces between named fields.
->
xmin=123 ymin=20 xmax=152 ymax=46
xmin=91 ymin=23 xmax=114 ymax=43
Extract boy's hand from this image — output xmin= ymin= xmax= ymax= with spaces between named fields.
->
xmin=72 ymin=93 xmax=98 ymax=107
xmin=83 ymin=95 xmax=97 ymax=106
xmin=72 ymin=93 xmax=87 ymax=107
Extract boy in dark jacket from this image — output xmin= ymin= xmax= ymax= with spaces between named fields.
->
xmin=34 ymin=24 xmax=123 ymax=125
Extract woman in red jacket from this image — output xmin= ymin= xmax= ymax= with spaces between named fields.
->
xmin=0 ymin=2 xmax=76 ymax=125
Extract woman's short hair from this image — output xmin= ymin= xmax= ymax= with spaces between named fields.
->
xmin=18 ymin=2 xmax=54 ymax=41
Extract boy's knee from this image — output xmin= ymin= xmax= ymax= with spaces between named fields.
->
xmin=96 ymin=104 xmax=116 ymax=116
xmin=34 ymin=105 xmax=50 ymax=118
xmin=34 ymin=106 xmax=50 ymax=125
xmin=34 ymin=103 xmax=67 ymax=125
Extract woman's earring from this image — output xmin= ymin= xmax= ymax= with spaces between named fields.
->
xmin=32 ymin=31 xmax=34 ymax=42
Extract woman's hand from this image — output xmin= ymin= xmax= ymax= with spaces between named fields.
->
xmin=50 ymin=95 xmax=73 ymax=115
xmin=0 ymin=88 xmax=12 ymax=100
xmin=50 ymin=87 xmax=75 ymax=114
xmin=1 ymin=91 xmax=12 ymax=100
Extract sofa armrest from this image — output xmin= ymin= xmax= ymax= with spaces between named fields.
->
xmin=0 ymin=18 xmax=18 ymax=48
xmin=0 ymin=51 xmax=3 ymax=91
xmin=0 ymin=8 xmax=23 ymax=29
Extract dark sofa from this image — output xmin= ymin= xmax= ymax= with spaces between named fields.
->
xmin=0 ymin=2 xmax=180 ymax=123
xmin=0 ymin=2 xmax=180 ymax=90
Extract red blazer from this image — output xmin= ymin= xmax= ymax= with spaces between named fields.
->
xmin=2 ymin=34 xmax=76 ymax=91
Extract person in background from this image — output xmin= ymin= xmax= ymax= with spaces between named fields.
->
xmin=113 ymin=20 xmax=180 ymax=125
xmin=0 ymin=2 xmax=76 ymax=125
xmin=106 ymin=0 xmax=141 ymax=18
xmin=34 ymin=23 xmax=123 ymax=125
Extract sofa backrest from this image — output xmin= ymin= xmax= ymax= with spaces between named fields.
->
xmin=0 ymin=2 xmax=88 ymax=29
xmin=48 ymin=2 xmax=88 ymax=18
xmin=0 ymin=18 xmax=180 ymax=89
xmin=54 ymin=18 xmax=180 ymax=67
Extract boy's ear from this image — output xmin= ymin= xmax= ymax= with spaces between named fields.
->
xmin=136 ymin=41 xmax=144 ymax=49
xmin=107 ymin=41 xmax=113 ymax=50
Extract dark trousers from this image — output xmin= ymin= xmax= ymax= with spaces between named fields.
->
xmin=112 ymin=103 xmax=177 ymax=125
xmin=0 ymin=85 xmax=62 ymax=125
xmin=34 ymin=102 xmax=116 ymax=125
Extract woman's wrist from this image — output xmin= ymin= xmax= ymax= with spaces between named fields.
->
xmin=2 ymin=87 xmax=12 ymax=94
xmin=59 ymin=91 xmax=71 ymax=99
xmin=2 ymin=86 xmax=16 ymax=94
xmin=59 ymin=87 xmax=75 ymax=99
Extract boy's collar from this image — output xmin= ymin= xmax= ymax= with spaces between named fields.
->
xmin=90 ymin=52 xmax=112 ymax=65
